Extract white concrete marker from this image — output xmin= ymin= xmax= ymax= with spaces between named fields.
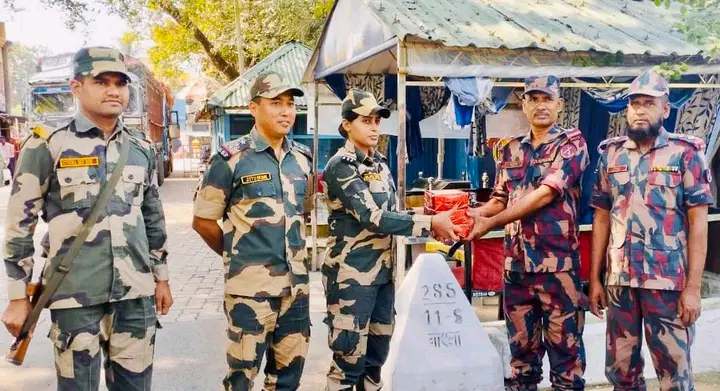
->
xmin=382 ymin=253 xmax=504 ymax=391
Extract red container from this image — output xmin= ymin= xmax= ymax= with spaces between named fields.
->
xmin=424 ymin=190 xmax=473 ymax=239
xmin=452 ymin=232 xmax=591 ymax=293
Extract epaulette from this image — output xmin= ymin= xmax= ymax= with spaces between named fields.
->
xmin=492 ymin=135 xmax=522 ymax=161
xmin=597 ymin=136 xmax=627 ymax=153
xmin=563 ymin=128 xmax=583 ymax=143
xmin=339 ymin=148 xmax=357 ymax=163
xmin=127 ymin=131 xmax=153 ymax=158
xmin=291 ymin=140 xmax=313 ymax=160
xmin=218 ymin=136 xmax=250 ymax=159
xmin=31 ymin=123 xmax=51 ymax=140
xmin=669 ymin=133 xmax=704 ymax=150
xmin=21 ymin=123 xmax=61 ymax=149
xmin=31 ymin=121 xmax=65 ymax=141
xmin=125 ymin=127 xmax=149 ymax=141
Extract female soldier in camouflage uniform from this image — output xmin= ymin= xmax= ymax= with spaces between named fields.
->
xmin=321 ymin=89 xmax=461 ymax=391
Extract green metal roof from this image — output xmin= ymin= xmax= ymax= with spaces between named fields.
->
xmin=209 ymin=41 xmax=311 ymax=110
xmin=368 ymin=0 xmax=702 ymax=56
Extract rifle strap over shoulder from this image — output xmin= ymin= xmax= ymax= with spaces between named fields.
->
xmin=18 ymin=131 xmax=131 ymax=339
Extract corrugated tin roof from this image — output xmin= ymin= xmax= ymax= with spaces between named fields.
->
xmin=209 ymin=42 xmax=311 ymax=109
xmin=365 ymin=0 xmax=703 ymax=56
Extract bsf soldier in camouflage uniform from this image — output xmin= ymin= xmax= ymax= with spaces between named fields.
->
xmin=589 ymin=70 xmax=713 ymax=391
xmin=468 ymin=76 xmax=589 ymax=390
xmin=322 ymin=89 xmax=460 ymax=391
xmin=1 ymin=47 xmax=173 ymax=391
xmin=192 ymin=72 xmax=311 ymax=391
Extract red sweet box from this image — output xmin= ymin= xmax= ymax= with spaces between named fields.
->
xmin=423 ymin=190 xmax=474 ymax=239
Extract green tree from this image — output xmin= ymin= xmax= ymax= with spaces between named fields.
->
xmin=654 ymin=0 xmax=720 ymax=57
xmin=6 ymin=43 xmax=48 ymax=116
xmin=119 ymin=31 xmax=142 ymax=57
xmin=2 ymin=0 xmax=334 ymax=83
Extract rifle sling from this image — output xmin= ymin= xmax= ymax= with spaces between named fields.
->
xmin=18 ymin=131 xmax=131 ymax=339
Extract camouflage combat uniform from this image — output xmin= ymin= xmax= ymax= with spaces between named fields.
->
xmin=492 ymin=76 xmax=589 ymax=390
xmin=4 ymin=48 xmax=168 ymax=391
xmin=321 ymin=89 xmax=432 ymax=391
xmin=591 ymin=70 xmax=714 ymax=391
xmin=193 ymin=71 xmax=312 ymax=391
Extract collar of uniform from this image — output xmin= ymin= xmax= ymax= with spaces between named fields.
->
xmin=250 ymin=127 xmax=290 ymax=153
xmin=73 ymin=111 xmax=124 ymax=135
xmin=622 ymin=127 xmax=670 ymax=151
xmin=520 ymin=126 xmax=562 ymax=146
xmin=343 ymin=140 xmax=375 ymax=164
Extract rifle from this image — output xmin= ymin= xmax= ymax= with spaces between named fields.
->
xmin=6 ymin=282 xmax=42 ymax=365
xmin=4 ymin=131 xmax=130 ymax=366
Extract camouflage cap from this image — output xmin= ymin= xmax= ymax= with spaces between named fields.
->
xmin=627 ymin=69 xmax=669 ymax=98
xmin=73 ymin=47 xmax=131 ymax=80
xmin=338 ymin=89 xmax=391 ymax=137
xmin=523 ymin=75 xmax=560 ymax=97
xmin=250 ymin=71 xmax=304 ymax=100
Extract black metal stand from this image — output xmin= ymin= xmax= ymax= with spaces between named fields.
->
xmin=463 ymin=241 xmax=473 ymax=301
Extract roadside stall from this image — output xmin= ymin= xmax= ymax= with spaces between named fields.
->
xmin=303 ymin=0 xmax=720 ymax=303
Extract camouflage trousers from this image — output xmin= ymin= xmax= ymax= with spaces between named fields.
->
xmin=324 ymin=280 xmax=394 ymax=391
xmin=605 ymin=287 xmax=694 ymax=391
xmin=48 ymin=297 xmax=158 ymax=391
xmin=223 ymin=292 xmax=310 ymax=391
xmin=503 ymin=271 xmax=587 ymax=391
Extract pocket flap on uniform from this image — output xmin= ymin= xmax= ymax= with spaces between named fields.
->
xmin=331 ymin=314 xmax=357 ymax=331
xmin=647 ymin=171 xmax=681 ymax=188
xmin=609 ymin=171 xmax=630 ymax=185
xmin=122 ymin=165 xmax=145 ymax=184
xmin=241 ymin=181 xmax=277 ymax=198
xmin=506 ymin=168 xmax=525 ymax=180
xmin=57 ymin=168 xmax=98 ymax=186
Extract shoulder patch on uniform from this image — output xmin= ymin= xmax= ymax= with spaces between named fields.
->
xmin=669 ymin=133 xmax=704 ymax=150
xmin=564 ymin=128 xmax=583 ymax=142
xmin=559 ymin=143 xmax=577 ymax=159
xmin=291 ymin=140 xmax=312 ymax=160
xmin=219 ymin=137 xmax=250 ymax=160
xmin=598 ymin=136 xmax=627 ymax=153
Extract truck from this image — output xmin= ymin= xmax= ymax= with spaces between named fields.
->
xmin=26 ymin=52 xmax=178 ymax=185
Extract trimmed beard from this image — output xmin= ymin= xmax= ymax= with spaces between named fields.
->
xmin=627 ymin=117 xmax=662 ymax=143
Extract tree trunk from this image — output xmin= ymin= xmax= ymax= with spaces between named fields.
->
xmin=156 ymin=0 xmax=239 ymax=81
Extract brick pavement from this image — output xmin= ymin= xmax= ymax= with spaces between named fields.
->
xmin=0 ymin=175 xmax=330 ymax=390
xmin=159 ymin=177 xmax=226 ymax=324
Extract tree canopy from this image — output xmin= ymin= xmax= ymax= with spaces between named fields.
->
xmin=654 ymin=0 xmax=719 ymax=57
xmin=2 ymin=0 xmax=333 ymax=84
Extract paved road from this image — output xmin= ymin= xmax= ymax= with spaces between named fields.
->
xmin=0 ymin=176 xmax=330 ymax=390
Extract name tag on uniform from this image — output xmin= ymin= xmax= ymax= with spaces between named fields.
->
xmin=650 ymin=166 xmax=680 ymax=173
xmin=607 ymin=165 xmax=628 ymax=174
xmin=499 ymin=160 xmax=523 ymax=169
xmin=362 ymin=172 xmax=382 ymax=182
xmin=59 ymin=156 xmax=99 ymax=168
xmin=531 ymin=157 xmax=553 ymax=165
xmin=241 ymin=173 xmax=272 ymax=184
